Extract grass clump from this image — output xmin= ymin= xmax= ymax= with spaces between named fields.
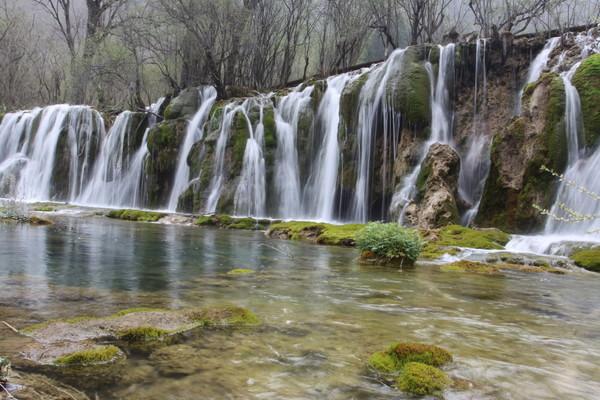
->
xmin=118 ymin=326 xmax=170 ymax=342
xmin=396 ymin=362 xmax=451 ymax=396
xmin=356 ymin=223 xmax=423 ymax=265
xmin=188 ymin=306 xmax=259 ymax=327
xmin=107 ymin=209 xmax=166 ymax=222
xmin=571 ymin=248 xmax=600 ymax=272
xmin=54 ymin=345 xmax=121 ymax=366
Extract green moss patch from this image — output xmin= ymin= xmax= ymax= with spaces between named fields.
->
xmin=33 ymin=206 xmax=57 ymax=212
xmin=54 ymin=345 xmax=121 ymax=366
xmin=421 ymin=225 xmax=510 ymax=260
xmin=107 ymin=209 xmax=166 ymax=222
xmin=396 ymin=362 xmax=451 ymax=396
xmin=267 ymin=221 xmax=364 ymax=246
xmin=194 ymin=214 xmax=268 ymax=230
xmin=440 ymin=260 xmax=564 ymax=274
xmin=226 ymin=269 xmax=256 ymax=276
xmin=571 ymin=248 xmax=600 ymax=272
xmin=573 ymin=54 xmax=600 ymax=147
xmin=118 ymin=326 xmax=170 ymax=342
xmin=188 ymin=306 xmax=260 ymax=327
xmin=369 ymin=342 xmax=452 ymax=374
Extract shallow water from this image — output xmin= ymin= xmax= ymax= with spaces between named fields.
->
xmin=1 ymin=217 xmax=599 ymax=399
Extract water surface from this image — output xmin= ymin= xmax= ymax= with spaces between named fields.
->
xmin=1 ymin=217 xmax=599 ymax=399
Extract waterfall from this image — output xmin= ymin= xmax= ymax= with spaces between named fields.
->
xmin=234 ymin=98 xmax=269 ymax=217
xmin=77 ymin=98 xmax=164 ymax=208
xmin=389 ymin=44 xmax=455 ymax=222
xmin=303 ymin=74 xmax=352 ymax=221
xmin=516 ymin=37 xmax=561 ymax=114
xmin=0 ymin=105 xmax=105 ymax=202
xmin=351 ymin=49 xmax=406 ymax=222
xmin=273 ymin=85 xmax=313 ymax=218
xmin=168 ymin=87 xmax=217 ymax=211
xmin=459 ymin=38 xmax=491 ymax=225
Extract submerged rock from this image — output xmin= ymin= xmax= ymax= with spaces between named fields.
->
xmin=405 ymin=143 xmax=461 ymax=229
xmin=2 ymin=371 xmax=90 ymax=400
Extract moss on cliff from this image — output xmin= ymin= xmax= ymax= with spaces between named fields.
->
xmin=573 ymin=54 xmax=600 ymax=147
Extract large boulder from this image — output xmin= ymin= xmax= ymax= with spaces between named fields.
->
xmin=572 ymin=53 xmax=600 ymax=148
xmin=404 ymin=143 xmax=461 ymax=229
xmin=163 ymin=88 xmax=200 ymax=120
xmin=476 ymin=72 xmax=567 ymax=232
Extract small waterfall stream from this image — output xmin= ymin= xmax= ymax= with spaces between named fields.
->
xmin=459 ymin=38 xmax=491 ymax=225
xmin=274 ymin=85 xmax=313 ymax=219
xmin=168 ymin=87 xmax=217 ymax=211
xmin=303 ymin=74 xmax=352 ymax=221
xmin=389 ymin=44 xmax=455 ymax=222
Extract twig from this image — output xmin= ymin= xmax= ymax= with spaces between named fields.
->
xmin=0 ymin=382 xmax=16 ymax=400
xmin=1 ymin=321 xmax=19 ymax=335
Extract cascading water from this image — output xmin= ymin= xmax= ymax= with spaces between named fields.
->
xmin=351 ymin=49 xmax=406 ymax=222
xmin=303 ymin=74 xmax=353 ymax=221
xmin=167 ymin=87 xmax=217 ymax=211
xmin=516 ymin=37 xmax=561 ymax=114
xmin=459 ymin=38 xmax=491 ymax=226
xmin=234 ymin=97 xmax=269 ymax=217
xmin=0 ymin=105 xmax=105 ymax=202
xmin=77 ymin=98 xmax=165 ymax=208
xmin=273 ymin=85 xmax=313 ymax=218
xmin=389 ymin=44 xmax=455 ymax=222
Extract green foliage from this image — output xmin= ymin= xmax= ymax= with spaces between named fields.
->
xmin=573 ymin=54 xmax=600 ymax=147
xmin=118 ymin=326 xmax=170 ymax=342
xmin=356 ymin=223 xmax=423 ymax=264
xmin=396 ymin=362 xmax=451 ymax=396
xmin=571 ymin=248 xmax=600 ymax=272
xmin=54 ymin=345 xmax=121 ymax=366
xmin=107 ymin=209 xmax=166 ymax=222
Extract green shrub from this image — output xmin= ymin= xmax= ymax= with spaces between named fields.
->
xmin=356 ymin=223 xmax=423 ymax=264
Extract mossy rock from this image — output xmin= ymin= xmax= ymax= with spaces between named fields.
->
xmin=194 ymin=214 xmax=266 ymax=230
xmin=107 ymin=209 xmax=166 ymax=222
xmin=421 ymin=225 xmax=509 ymax=260
xmin=387 ymin=47 xmax=431 ymax=128
xmin=267 ymin=221 xmax=364 ymax=247
xmin=573 ymin=54 xmax=600 ymax=147
xmin=340 ymin=72 xmax=369 ymax=130
xmin=369 ymin=342 xmax=452 ymax=374
xmin=571 ymin=248 xmax=600 ymax=272
xmin=54 ymin=345 xmax=122 ymax=366
xmin=164 ymin=88 xmax=200 ymax=120
xmin=33 ymin=205 xmax=57 ymax=212
xmin=440 ymin=261 xmax=499 ymax=274
xmin=440 ymin=260 xmax=564 ymax=274
xmin=396 ymin=362 xmax=451 ymax=396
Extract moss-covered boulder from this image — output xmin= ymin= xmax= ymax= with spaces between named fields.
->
xmin=439 ymin=260 xmax=565 ymax=274
xmin=145 ymin=118 xmax=188 ymax=207
xmin=477 ymin=72 xmax=567 ymax=233
xmin=396 ymin=362 xmax=451 ymax=396
xmin=387 ymin=47 xmax=431 ymax=128
xmin=369 ymin=342 xmax=453 ymax=374
xmin=164 ymin=88 xmax=200 ymax=120
xmin=573 ymin=54 xmax=600 ymax=147
xmin=571 ymin=248 xmax=600 ymax=272
xmin=195 ymin=214 xmax=268 ymax=230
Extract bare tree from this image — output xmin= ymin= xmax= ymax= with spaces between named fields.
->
xmin=468 ymin=0 xmax=552 ymax=37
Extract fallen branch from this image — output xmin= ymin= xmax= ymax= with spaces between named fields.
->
xmin=1 ymin=321 xmax=19 ymax=335
xmin=0 ymin=382 xmax=16 ymax=399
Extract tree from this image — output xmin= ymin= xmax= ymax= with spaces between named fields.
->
xmin=468 ymin=0 xmax=552 ymax=37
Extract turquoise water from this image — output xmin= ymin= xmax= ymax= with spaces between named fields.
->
xmin=1 ymin=216 xmax=599 ymax=399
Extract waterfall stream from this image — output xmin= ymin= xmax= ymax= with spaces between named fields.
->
xmin=168 ymin=87 xmax=217 ymax=211
xmin=389 ymin=44 xmax=455 ymax=222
